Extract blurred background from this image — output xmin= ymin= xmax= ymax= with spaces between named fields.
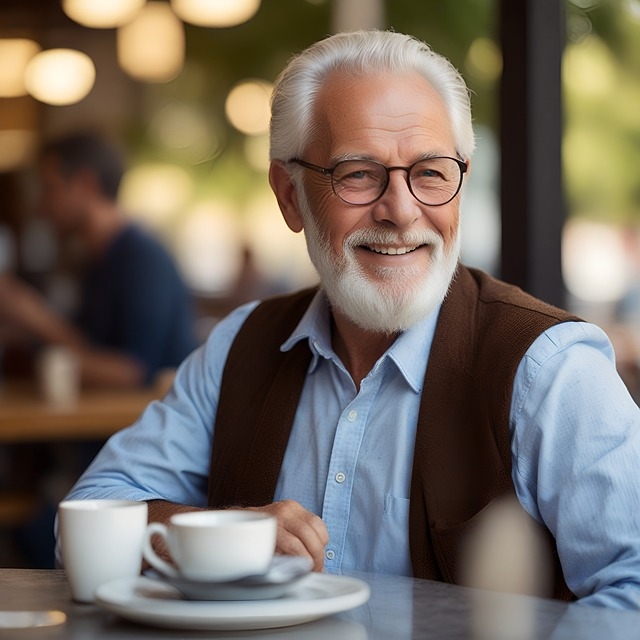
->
xmin=0 ymin=0 xmax=638 ymax=333
xmin=0 ymin=0 xmax=639 ymax=564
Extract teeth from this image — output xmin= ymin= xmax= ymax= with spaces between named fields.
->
xmin=369 ymin=245 xmax=418 ymax=255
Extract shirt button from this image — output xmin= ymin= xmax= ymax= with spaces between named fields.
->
xmin=347 ymin=410 xmax=358 ymax=422
xmin=325 ymin=549 xmax=335 ymax=560
xmin=335 ymin=472 xmax=346 ymax=483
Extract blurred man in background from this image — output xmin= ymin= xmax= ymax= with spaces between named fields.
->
xmin=0 ymin=132 xmax=197 ymax=567
xmin=0 ymin=132 xmax=197 ymax=387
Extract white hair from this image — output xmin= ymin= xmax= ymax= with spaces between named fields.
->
xmin=269 ymin=30 xmax=476 ymax=164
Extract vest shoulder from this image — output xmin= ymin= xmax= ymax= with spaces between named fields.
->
xmin=231 ymin=287 xmax=318 ymax=354
xmin=460 ymin=266 xmax=579 ymax=323
xmin=436 ymin=266 xmax=581 ymax=377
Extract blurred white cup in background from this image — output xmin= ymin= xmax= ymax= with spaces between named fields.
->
xmin=37 ymin=345 xmax=80 ymax=407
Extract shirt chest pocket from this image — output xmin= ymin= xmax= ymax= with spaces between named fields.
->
xmin=384 ymin=493 xmax=410 ymax=522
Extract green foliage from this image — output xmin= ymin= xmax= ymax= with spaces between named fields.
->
xmin=564 ymin=0 xmax=640 ymax=223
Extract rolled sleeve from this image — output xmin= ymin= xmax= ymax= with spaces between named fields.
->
xmin=63 ymin=301 xmax=259 ymax=506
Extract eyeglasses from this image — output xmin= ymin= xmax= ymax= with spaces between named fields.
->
xmin=289 ymin=156 xmax=467 ymax=206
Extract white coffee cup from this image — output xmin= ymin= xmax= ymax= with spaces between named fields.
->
xmin=57 ymin=499 xmax=148 ymax=603
xmin=142 ymin=510 xmax=277 ymax=582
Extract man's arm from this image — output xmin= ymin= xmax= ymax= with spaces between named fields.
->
xmin=0 ymin=274 xmax=144 ymax=387
xmin=0 ymin=274 xmax=85 ymax=347
xmin=511 ymin=321 xmax=640 ymax=609
xmin=62 ymin=301 xmax=328 ymax=570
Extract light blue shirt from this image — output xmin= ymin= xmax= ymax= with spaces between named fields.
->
xmin=65 ymin=291 xmax=640 ymax=609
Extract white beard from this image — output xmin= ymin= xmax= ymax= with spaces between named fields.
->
xmin=297 ymin=189 xmax=460 ymax=334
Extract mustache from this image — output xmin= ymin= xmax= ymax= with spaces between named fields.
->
xmin=344 ymin=227 xmax=444 ymax=250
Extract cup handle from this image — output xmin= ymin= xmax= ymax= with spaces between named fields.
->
xmin=142 ymin=522 xmax=179 ymax=578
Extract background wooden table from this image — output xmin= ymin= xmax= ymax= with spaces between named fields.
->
xmin=0 ymin=380 xmax=166 ymax=444
xmin=0 ymin=378 xmax=168 ymax=534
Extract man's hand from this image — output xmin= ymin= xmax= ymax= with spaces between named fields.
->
xmin=147 ymin=499 xmax=329 ymax=573
xmin=247 ymin=500 xmax=329 ymax=572
xmin=145 ymin=501 xmax=206 ymax=567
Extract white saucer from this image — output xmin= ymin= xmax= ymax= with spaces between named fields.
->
xmin=94 ymin=573 xmax=370 ymax=631
xmin=144 ymin=554 xmax=313 ymax=601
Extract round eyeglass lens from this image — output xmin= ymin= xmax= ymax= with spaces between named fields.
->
xmin=331 ymin=160 xmax=387 ymax=205
xmin=409 ymin=158 xmax=462 ymax=205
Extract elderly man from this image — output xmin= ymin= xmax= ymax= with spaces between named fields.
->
xmin=63 ymin=31 xmax=640 ymax=609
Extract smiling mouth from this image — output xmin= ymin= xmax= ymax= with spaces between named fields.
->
xmin=363 ymin=244 xmax=423 ymax=256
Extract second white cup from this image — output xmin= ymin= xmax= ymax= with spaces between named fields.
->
xmin=58 ymin=499 xmax=148 ymax=603
xmin=142 ymin=510 xmax=277 ymax=582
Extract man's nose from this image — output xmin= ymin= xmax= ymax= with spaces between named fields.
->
xmin=371 ymin=169 xmax=420 ymax=228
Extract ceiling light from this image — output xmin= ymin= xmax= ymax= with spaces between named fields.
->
xmin=170 ymin=0 xmax=261 ymax=27
xmin=117 ymin=2 xmax=184 ymax=82
xmin=0 ymin=39 xmax=41 ymax=97
xmin=225 ymin=79 xmax=273 ymax=135
xmin=62 ymin=0 xmax=146 ymax=28
xmin=24 ymin=49 xmax=96 ymax=106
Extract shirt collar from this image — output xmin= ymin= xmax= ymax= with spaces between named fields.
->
xmin=281 ymin=290 xmax=333 ymax=372
xmin=281 ymin=289 xmax=440 ymax=393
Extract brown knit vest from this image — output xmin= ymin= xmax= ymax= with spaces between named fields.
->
xmin=208 ymin=265 xmax=579 ymax=600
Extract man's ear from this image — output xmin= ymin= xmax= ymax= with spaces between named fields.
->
xmin=269 ymin=161 xmax=304 ymax=233
xmin=463 ymin=158 xmax=471 ymax=179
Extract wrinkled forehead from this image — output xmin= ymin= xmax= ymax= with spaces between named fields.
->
xmin=308 ymin=70 xmax=456 ymax=161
